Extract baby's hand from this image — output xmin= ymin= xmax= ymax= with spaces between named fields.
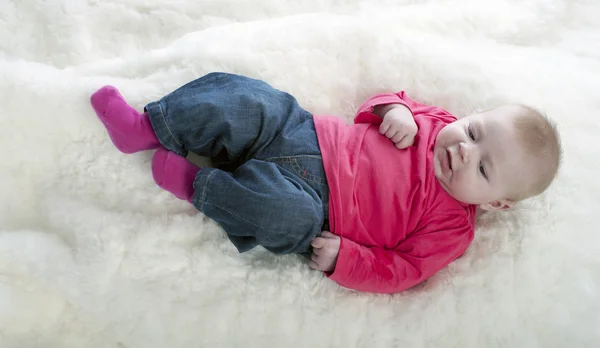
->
xmin=309 ymin=231 xmax=340 ymax=272
xmin=379 ymin=105 xmax=418 ymax=149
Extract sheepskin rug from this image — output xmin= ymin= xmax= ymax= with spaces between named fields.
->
xmin=1 ymin=0 xmax=599 ymax=347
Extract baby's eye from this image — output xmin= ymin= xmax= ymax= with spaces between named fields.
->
xmin=479 ymin=163 xmax=487 ymax=179
xmin=468 ymin=126 xmax=475 ymax=140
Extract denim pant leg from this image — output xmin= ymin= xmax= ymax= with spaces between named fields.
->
xmin=192 ymin=159 xmax=325 ymax=255
xmin=144 ymin=72 xmax=307 ymax=167
xmin=191 ymin=113 xmax=329 ymax=255
xmin=145 ymin=72 xmax=328 ymax=255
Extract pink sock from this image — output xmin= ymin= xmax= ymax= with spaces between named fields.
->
xmin=90 ymin=86 xmax=160 ymax=154
xmin=152 ymin=148 xmax=200 ymax=202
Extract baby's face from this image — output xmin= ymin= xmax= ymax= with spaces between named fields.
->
xmin=433 ymin=106 xmax=535 ymax=209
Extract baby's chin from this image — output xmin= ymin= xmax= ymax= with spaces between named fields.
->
xmin=432 ymin=147 xmax=453 ymax=195
xmin=432 ymin=145 xmax=451 ymax=183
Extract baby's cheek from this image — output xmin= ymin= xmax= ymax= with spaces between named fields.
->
xmin=455 ymin=174 xmax=478 ymax=199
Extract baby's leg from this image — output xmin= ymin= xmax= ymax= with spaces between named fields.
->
xmin=143 ymin=72 xmax=310 ymax=167
xmin=150 ymin=151 xmax=323 ymax=254
xmin=190 ymin=159 xmax=324 ymax=255
xmin=90 ymin=86 xmax=160 ymax=154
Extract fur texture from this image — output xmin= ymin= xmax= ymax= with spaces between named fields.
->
xmin=0 ymin=0 xmax=599 ymax=347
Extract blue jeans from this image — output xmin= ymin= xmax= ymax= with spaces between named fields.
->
xmin=145 ymin=73 xmax=329 ymax=255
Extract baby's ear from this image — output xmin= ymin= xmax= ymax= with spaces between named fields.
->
xmin=479 ymin=199 xmax=515 ymax=211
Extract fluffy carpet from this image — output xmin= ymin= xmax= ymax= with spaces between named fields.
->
xmin=1 ymin=0 xmax=599 ymax=347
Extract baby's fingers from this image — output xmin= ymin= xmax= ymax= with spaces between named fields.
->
xmin=311 ymin=237 xmax=327 ymax=249
xmin=308 ymin=260 xmax=320 ymax=270
xmin=311 ymin=252 xmax=319 ymax=262
xmin=395 ymin=134 xmax=415 ymax=149
xmin=320 ymin=231 xmax=336 ymax=239
xmin=379 ymin=121 xmax=391 ymax=135
xmin=309 ymin=253 xmax=325 ymax=271
xmin=384 ymin=127 xmax=398 ymax=139
xmin=391 ymin=131 xmax=407 ymax=143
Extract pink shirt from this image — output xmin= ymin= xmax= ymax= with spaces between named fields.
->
xmin=313 ymin=92 xmax=477 ymax=293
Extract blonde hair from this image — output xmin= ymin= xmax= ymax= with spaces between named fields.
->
xmin=510 ymin=105 xmax=562 ymax=200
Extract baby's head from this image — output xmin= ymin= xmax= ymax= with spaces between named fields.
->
xmin=433 ymin=104 xmax=561 ymax=210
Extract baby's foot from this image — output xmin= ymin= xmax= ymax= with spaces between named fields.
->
xmin=90 ymin=86 xmax=160 ymax=154
xmin=152 ymin=148 xmax=200 ymax=202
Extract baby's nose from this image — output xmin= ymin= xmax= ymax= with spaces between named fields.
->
xmin=459 ymin=142 xmax=471 ymax=164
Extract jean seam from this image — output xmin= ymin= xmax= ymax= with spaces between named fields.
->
xmin=264 ymin=156 xmax=324 ymax=186
xmin=158 ymin=101 xmax=183 ymax=148
xmin=253 ymin=97 xmax=307 ymax=161
xmin=292 ymin=159 xmax=324 ymax=185
xmin=265 ymin=155 xmax=322 ymax=160
xmin=198 ymin=169 xmax=218 ymax=211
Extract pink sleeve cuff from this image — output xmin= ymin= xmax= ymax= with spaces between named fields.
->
xmin=326 ymin=237 xmax=360 ymax=284
xmin=354 ymin=93 xmax=411 ymax=125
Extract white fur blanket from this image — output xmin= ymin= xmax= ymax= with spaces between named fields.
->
xmin=1 ymin=0 xmax=599 ymax=347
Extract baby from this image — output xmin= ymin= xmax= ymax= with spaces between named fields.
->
xmin=90 ymin=72 xmax=561 ymax=294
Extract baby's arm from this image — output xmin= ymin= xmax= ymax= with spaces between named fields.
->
xmin=326 ymin=217 xmax=473 ymax=294
xmin=372 ymin=103 xmax=412 ymax=119
xmin=353 ymin=92 xmax=414 ymax=125
xmin=374 ymin=104 xmax=417 ymax=149
xmin=354 ymin=93 xmax=418 ymax=149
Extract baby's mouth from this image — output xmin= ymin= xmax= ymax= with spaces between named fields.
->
xmin=446 ymin=148 xmax=453 ymax=171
